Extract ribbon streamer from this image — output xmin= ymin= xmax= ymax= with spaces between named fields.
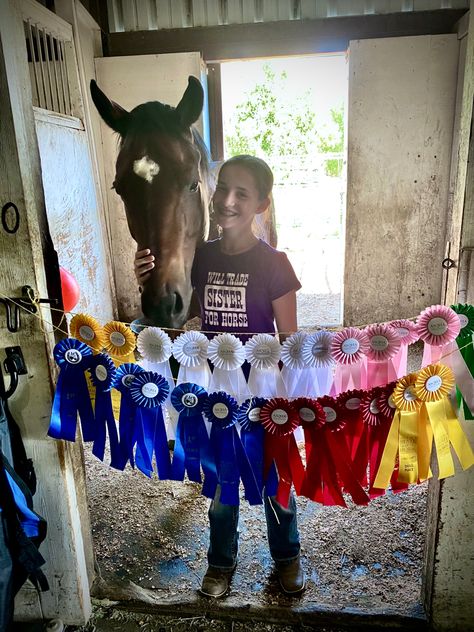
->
xmin=260 ymin=398 xmax=304 ymax=508
xmin=238 ymin=397 xmax=278 ymax=498
xmin=331 ymin=327 xmax=370 ymax=394
xmin=88 ymin=354 xmax=122 ymax=469
xmin=417 ymin=305 xmax=461 ymax=367
xmin=204 ymin=392 xmax=261 ymax=505
xmin=364 ymin=323 xmax=400 ymax=388
xmin=207 ymin=333 xmax=250 ymax=402
xmin=113 ymin=363 xmax=145 ymax=469
xmin=169 ymin=383 xmax=217 ymax=498
xmin=172 ymin=331 xmax=211 ymax=389
xmin=129 ymin=371 xmax=170 ymax=479
xmin=389 ymin=319 xmax=419 ymax=379
xmin=301 ymin=331 xmax=335 ymax=398
xmin=245 ymin=334 xmax=286 ymax=398
xmin=48 ymin=338 xmax=95 ymax=442
xmin=137 ymin=326 xmax=177 ymax=437
xmin=280 ymin=332 xmax=308 ymax=397
xmin=414 ymin=364 xmax=474 ymax=478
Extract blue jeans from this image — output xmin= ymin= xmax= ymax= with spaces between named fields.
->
xmin=207 ymin=486 xmax=300 ymax=569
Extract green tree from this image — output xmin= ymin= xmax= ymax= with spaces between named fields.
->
xmin=317 ymin=105 xmax=345 ymax=177
xmin=225 ymin=64 xmax=318 ymax=179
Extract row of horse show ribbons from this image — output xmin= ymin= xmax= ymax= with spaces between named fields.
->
xmin=47 ymin=303 xmax=474 ymax=507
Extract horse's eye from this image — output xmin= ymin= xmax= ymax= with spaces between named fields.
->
xmin=190 ymin=181 xmax=199 ymax=193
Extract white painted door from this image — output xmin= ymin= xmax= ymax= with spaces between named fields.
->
xmin=344 ymin=34 xmax=459 ymax=326
xmin=1 ymin=0 xmax=93 ymax=624
xmin=94 ymin=53 xmax=209 ymax=322
xmin=21 ymin=0 xmax=115 ymax=321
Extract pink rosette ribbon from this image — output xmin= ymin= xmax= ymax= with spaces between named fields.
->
xmin=364 ymin=323 xmax=400 ymax=388
xmin=331 ymin=327 xmax=370 ymax=394
xmin=417 ymin=305 xmax=461 ymax=366
xmin=389 ymin=319 xmax=419 ymax=378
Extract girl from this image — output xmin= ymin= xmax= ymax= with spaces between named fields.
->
xmin=135 ymin=155 xmax=305 ymax=598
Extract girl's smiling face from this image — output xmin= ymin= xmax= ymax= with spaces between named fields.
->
xmin=212 ymin=164 xmax=270 ymax=232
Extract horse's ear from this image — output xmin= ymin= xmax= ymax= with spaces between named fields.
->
xmin=90 ymin=79 xmax=130 ymax=136
xmin=175 ymin=76 xmax=204 ymax=128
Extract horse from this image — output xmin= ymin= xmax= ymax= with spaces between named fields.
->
xmin=90 ymin=76 xmax=276 ymax=329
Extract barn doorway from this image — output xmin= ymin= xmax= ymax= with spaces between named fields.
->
xmin=221 ymin=54 xmax=347 ymax=328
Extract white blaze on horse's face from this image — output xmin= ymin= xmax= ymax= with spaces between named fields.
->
xmin=133 ymin=155 xmax=160 ymax=183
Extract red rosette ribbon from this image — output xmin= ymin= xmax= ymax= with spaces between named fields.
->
xmin=305 ymin=396 xmax=368 ymax=507
xmin=260 ymin=398 xmax=304 ymax=508
xmin=295 ymin=397 xmax=325 ymax=452
xmin=336 ymin=389 xmax=365 ymax=460
xmin=353 ymin=387 xmax=401 ymax=499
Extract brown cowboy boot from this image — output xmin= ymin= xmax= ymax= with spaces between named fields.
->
xmin=276 ymin=555 xmax=306 ymax=595
xmin=199 ymin=565 xmax=236 ymax=598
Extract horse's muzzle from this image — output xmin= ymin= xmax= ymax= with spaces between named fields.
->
xmin=141 ymin=288 xmax=188 ymax=329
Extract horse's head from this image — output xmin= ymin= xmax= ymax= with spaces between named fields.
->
xmin=90 ymin=77 xmax=209 ymax=329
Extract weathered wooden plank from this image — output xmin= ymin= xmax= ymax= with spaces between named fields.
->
xmin=345 ymin=34 xmax=458 ymax=326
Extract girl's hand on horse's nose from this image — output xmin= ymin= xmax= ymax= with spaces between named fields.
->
xmin=134 ymin=248 xmax=155 ymax=285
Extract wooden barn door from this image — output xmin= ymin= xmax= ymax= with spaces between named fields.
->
xmin=0 ymin=0 xmax=92 ymax=624
xmin=344 ymin=34 xmax=459 ymax=327
xmin=93 ymin=53 xmax=209 ymax=323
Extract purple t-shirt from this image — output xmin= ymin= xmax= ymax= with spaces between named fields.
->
xmin=191 ymin=239 xmax=301 ymax=340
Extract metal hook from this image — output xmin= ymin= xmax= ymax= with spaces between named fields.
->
xmin=0 ymin=286 xmax=58 ymax=333
xmin=1 ymin=347 xmax=27 ymax=400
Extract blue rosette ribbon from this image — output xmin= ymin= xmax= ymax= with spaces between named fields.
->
xmin=204 ymin=392 xmax=261 ymax=506
xmin=238 ymin=397 xmax=277 ymax=499
xmin=129 ymin=371 xmax=170 ymax=479
xmin=88 ymin=354 xmax=121 ymax=469
xmin=48 ymin=338 xmax=94 ymax=442
xmin=170 ymin=383 xmax=217 ymax=497
xmin=113 ymin=363 xmax=145 ymax=469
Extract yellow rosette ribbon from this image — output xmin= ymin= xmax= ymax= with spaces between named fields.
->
xmin=103 ymin=320 xmax=136 ymax=364
xmin=414 ymin=364 xmax=474 ymax=478
xmin=70 ymin=313 xmax=105 ymax=352
xmin=374 ymin=373 xmax=422 ymax=488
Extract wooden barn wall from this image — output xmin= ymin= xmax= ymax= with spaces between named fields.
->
xmin=344 ymin=33 xmax=459 ymax=326
xmin=428 ymin=9 xmax=474 ymax=631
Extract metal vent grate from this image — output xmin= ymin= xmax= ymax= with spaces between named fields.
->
xmin=24 ymin=19 xmax=72 ymax=115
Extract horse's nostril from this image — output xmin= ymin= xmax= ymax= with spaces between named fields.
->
xmin=174 ymin=292 xmax=183 ymax=314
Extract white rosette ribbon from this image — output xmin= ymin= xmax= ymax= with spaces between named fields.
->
xmin=207 ymin=333 xmax=250 ymax=403
xmin=137 ymin=326 xmax=177 ymax=438
xmin=280 ymin=332 xmax=308 ymax=397
xmin=172 ymin=331 xmax=211 ymax=389
xmin=245 ymin=334 xmax=286 ymax=398
xmin=301 ymin=331 xmax=335 ymax=397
